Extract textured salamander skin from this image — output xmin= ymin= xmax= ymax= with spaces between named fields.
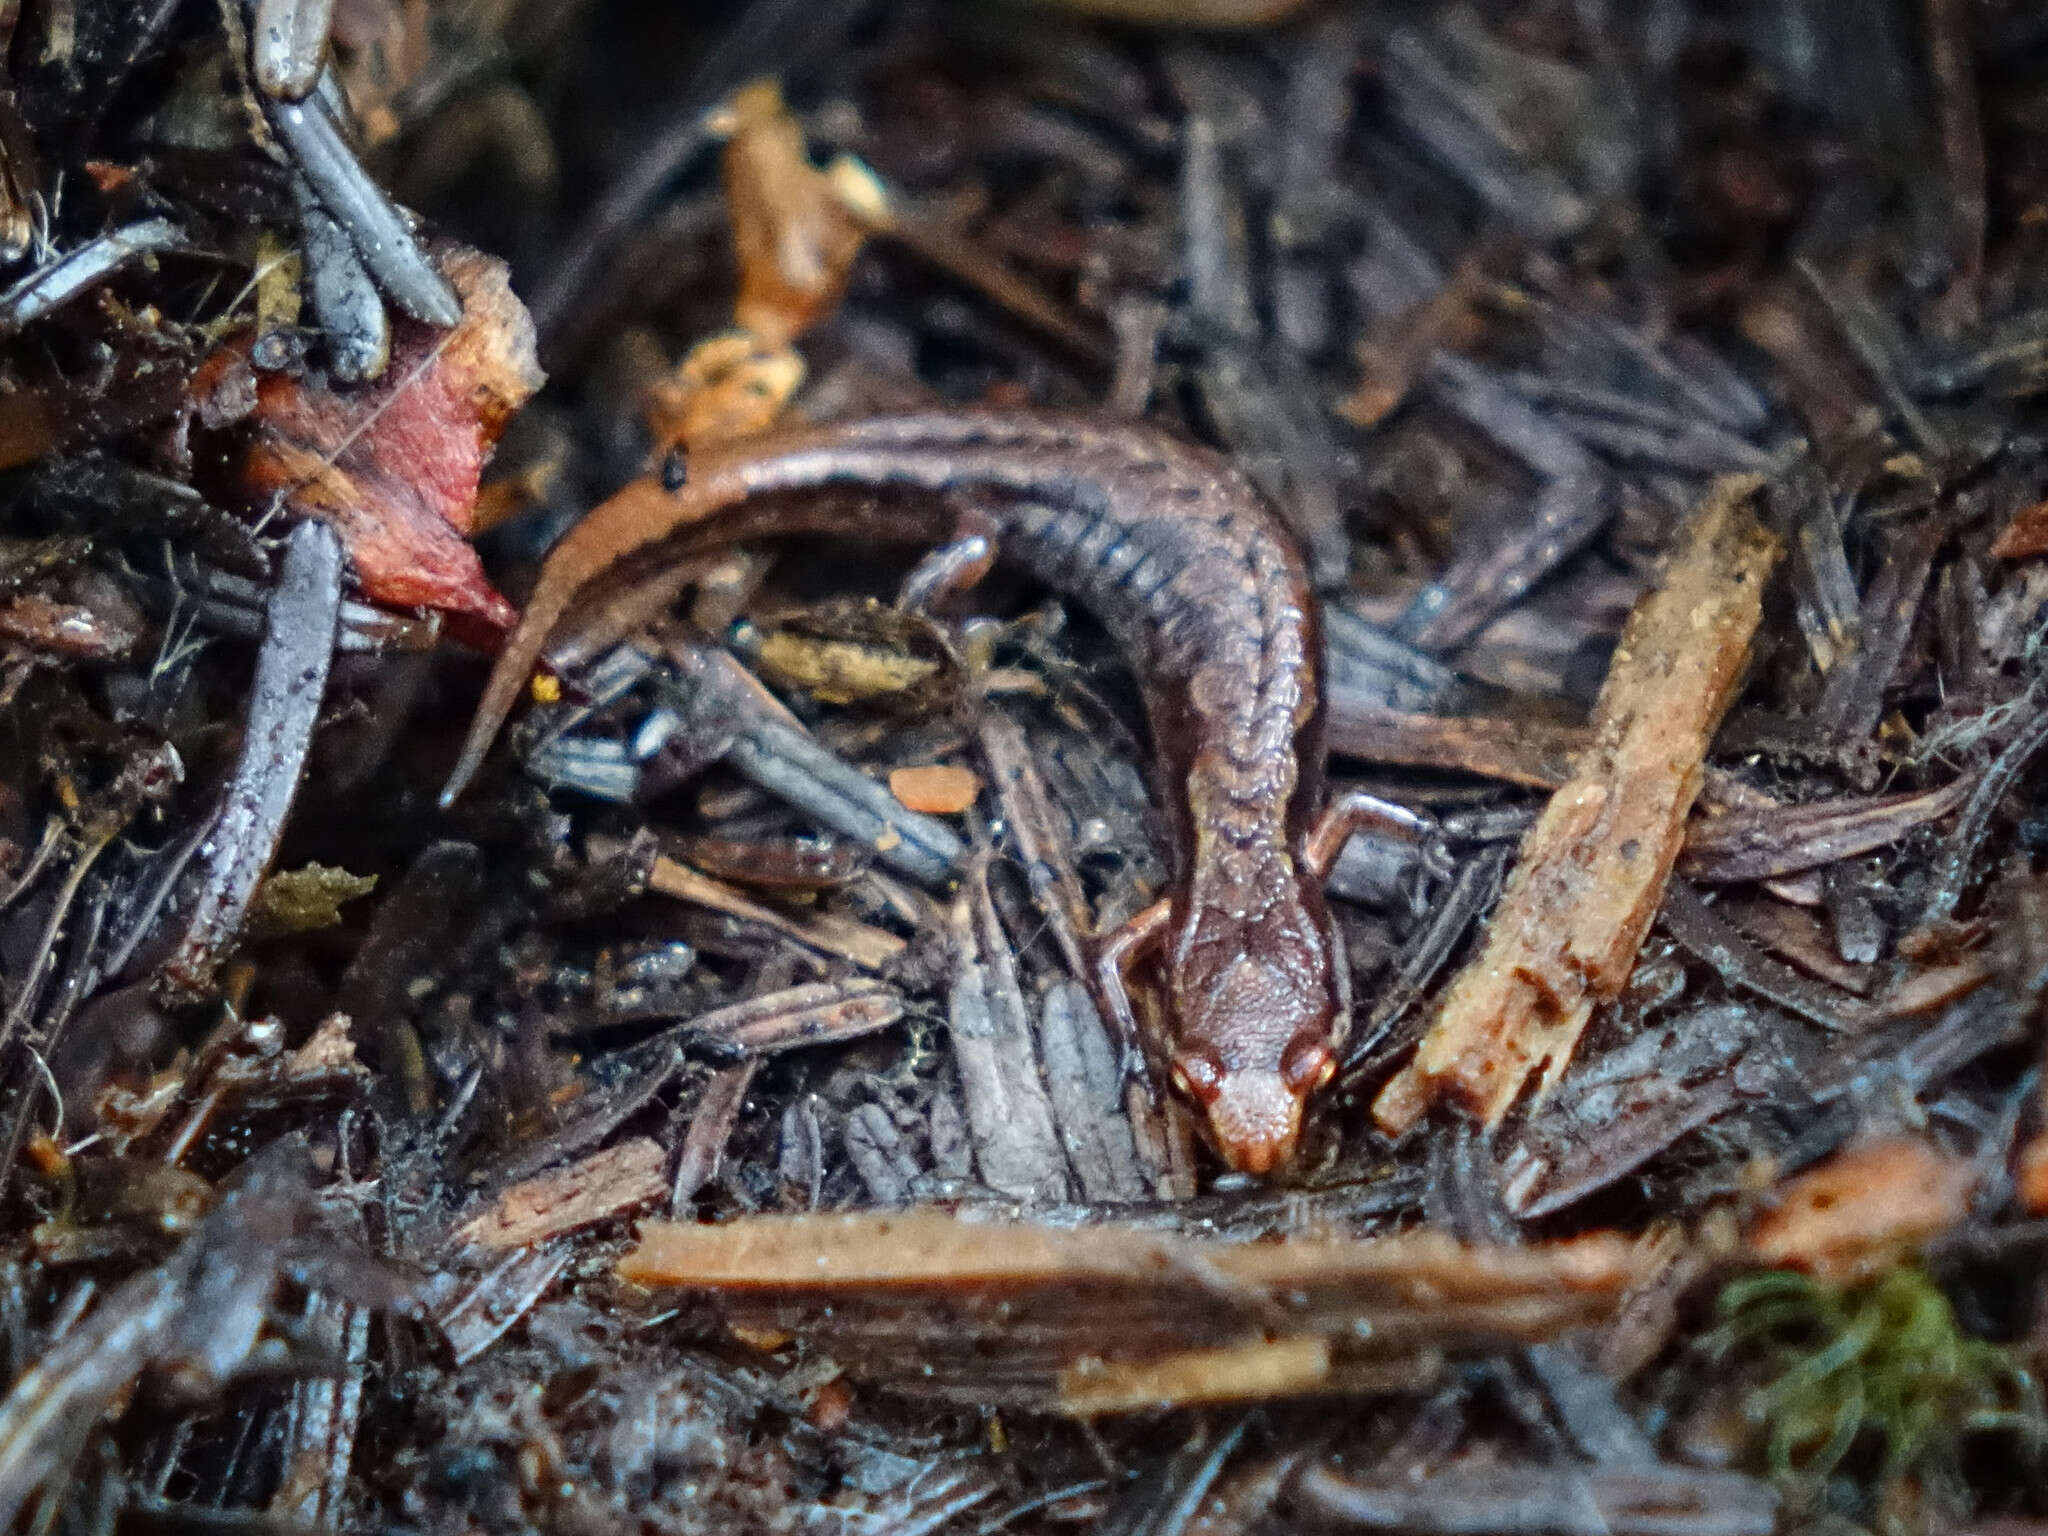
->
xmin=444 ymin=412 xmax=1342 ymax=1173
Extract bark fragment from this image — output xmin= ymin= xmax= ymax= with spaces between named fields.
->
xmin=620 ymin=1209 xmax=1642 ymax=1413
xmin=1377 ymin=477 xmax=1780 ymax=1132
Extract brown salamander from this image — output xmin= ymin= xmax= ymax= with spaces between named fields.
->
xmin=442 ymin=411 xmax=1423 ymax=1173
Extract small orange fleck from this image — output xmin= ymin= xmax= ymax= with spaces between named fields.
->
xmin=1993 ymin=497 xmax=2048 ymax=560
xmin=23 ymin=1134 xmax=67 ymax=1179
xmin=2020 ymin=1134 xmax=2048 ymax=1217
xmin=889 ymin=764 xmax=982 ymax=815
xmin=530 ymin=673 xmax=562 ymax=705
xmin=804 ymin=1377 xmax=854 ymax=1431
xmin=82 ymin=161 xmax=136 ymax=195
xmin=730 ymin=1324 xmax=794 ymax=1351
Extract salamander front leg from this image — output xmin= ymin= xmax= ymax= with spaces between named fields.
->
xmin=896 ymin=505 xmax=1002 ymax=614
xmin=1305 ymin=789 xmax=1440 ymax=881
xmin=1091 ymin=898 xmax=1170 ymax=1074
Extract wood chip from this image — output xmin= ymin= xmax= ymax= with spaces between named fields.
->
xmin=1878 ymin=955 xmax=1994 ymax=1018
xmin=680 ymin=978 xmax=905 ymax=1057
xmin=1991 ymin=496 xmax=2048 ymax=560
xmin=284 ymin=1012 xmax=362 ymax=1077
xmin=455 ymin=1138 xmax=667 ymax=1250
xmin=672 ymin=1064 xmax=757 ymax=1207
xmin=1376 ymin=476 xmax=1780 ymax=1132
xmin=1721 ymin=896 xmax=1875 ymax=995
xmin=644 ymin=331 xmax=806 ymax=454
xmin=1058 ymin=1336 xmax=1331 ymax=1416
xmin=641 ymin=81 xmax=882 ymax=454
xmin=618 ymin=1209 xmax=1641 ymax=1414
xmin=944 ymin=870 xmax=1071 ymax=1203
xmin=1326 ymin=703 xmax=1587 ymax=789
xmin=0 ymin=592 xmax=139 ymax=659
xmin=718 ymin=80 xmax=880 ymax=349
xmin=648 ymin=853 xmax=905 ymax=969
xmin=437 ymin=1245 xmax=573 ymax=1364
xmin=1678 ymin=774 xmax=1974 ymax=885
xmin=1747 ymin=1135 xmax=1977 ymax=1282
xmin=889 ymin=764 xmax=982 ymax=815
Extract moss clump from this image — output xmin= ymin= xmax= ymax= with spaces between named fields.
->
xmin=1703 ymin=1266 xmax=2043 ymax=1530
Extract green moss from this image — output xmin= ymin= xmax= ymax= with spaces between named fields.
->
xmin=1704 ymin=1266 xmax=2043 ymax=1527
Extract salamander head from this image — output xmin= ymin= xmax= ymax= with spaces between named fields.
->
xmin=1166 ymin=948 xmax=1340 ymax=1176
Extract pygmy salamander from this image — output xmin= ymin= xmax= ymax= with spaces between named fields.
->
xmin=442 ymin=411 xmax=1424 ymax=1173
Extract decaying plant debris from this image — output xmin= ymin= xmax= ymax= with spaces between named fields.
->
xmin=618 ymin=1209 xmax=1643 ymax=1415
xmin=5 ymin=0 xmax=2048 ymax=1532
xmin=1375 ymin=474 xmax=1781 ymax=1133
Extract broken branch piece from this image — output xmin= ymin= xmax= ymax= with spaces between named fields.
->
xmin=1376 ymin=476 xmax=1780 ymax=1132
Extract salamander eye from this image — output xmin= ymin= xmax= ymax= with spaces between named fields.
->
xmin=1280 ymin=1033 xmax=1335 ymax=1093
xmin=1169 ymin=1047 xmax=1225 ymax=1104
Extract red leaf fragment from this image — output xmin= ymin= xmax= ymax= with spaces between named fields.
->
xmin=232 ymin=243 xmax=543 ymax=640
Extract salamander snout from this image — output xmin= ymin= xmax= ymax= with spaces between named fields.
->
xmin=1204 ymin=1068 xmax=1303 ymax=1175
xmin=1171 ymin=1032 xmax=1336 ymax=1175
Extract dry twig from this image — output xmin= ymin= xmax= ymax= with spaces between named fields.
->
xmin=1377 ymin=477 xmax=1780 ymax=1132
